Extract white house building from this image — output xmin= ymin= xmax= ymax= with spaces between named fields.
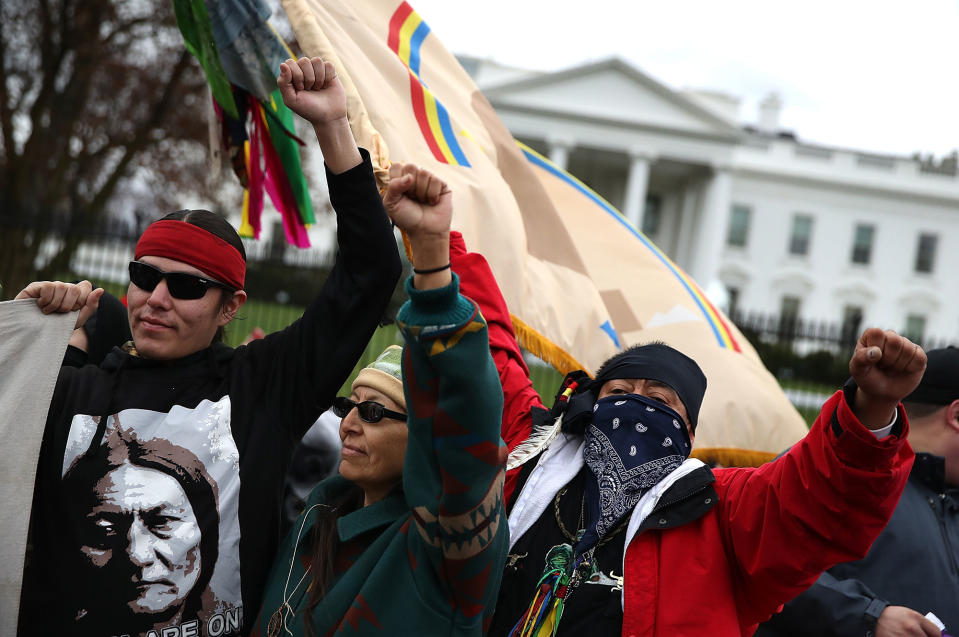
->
xmin=460 ymin=56 xmax=959 ymax=344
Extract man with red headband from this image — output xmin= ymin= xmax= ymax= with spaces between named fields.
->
xmin=15 ymin=57 xmax=401 ymax=637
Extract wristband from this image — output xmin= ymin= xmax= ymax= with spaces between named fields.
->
xmin=412 ymin=263 xmax=451 ymax=275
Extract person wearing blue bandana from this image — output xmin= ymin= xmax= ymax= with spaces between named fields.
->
xmin=489 ymin=329 xmax=923 ymax=637
xmin=577 ymin=344 xmax=702 ymax=557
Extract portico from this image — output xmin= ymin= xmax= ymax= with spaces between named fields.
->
xmin=480 ymin=58 xmax=740 ymax=291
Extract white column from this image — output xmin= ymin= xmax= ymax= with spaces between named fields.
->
xmin=547 ymin=136 xmax=574 ymax=171
xmin=623 ymin=150 xmax=653 ymax=230
xmin=673 ymin=182 xmax=701 ymax=270
xmin=688 ymin=166 xmax=732 ymax=288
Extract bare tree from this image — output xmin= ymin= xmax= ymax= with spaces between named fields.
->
xmin=0 ymin=0 xmax=214 ymax=297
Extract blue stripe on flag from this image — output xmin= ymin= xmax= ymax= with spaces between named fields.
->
xmin=436 ymin=101 xmax=470 ymax=166
xmin=600 ymin=320 xmax=621 ymax=349
xmin=408 ymin=20 xmax=430 ymax=76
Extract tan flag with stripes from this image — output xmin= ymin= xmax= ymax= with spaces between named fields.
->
xmin=281 ymin=0 xmax=809 ymax=464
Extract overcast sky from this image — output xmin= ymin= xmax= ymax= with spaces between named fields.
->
xmin=409 ymin=0 xmax=958 ymax=158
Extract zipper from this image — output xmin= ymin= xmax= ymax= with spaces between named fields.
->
xmin=932 ymin=493 xmax=959 ymax=577
xmin=650 ymin=479 xmax=712 ymax=515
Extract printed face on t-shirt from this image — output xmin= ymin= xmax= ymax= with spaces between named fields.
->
xmin=79 ymin=463 xmax=202 ymax=616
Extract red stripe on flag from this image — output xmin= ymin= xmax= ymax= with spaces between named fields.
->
xmin=387 ymin=1 xmax=414 ymax=54
xmin=700 ymin=292 xmax=742 ymax=353
xmin=407 ymin=71 xmax=446 ymax=163
xmin=714 ymin=309 xmax=742 ymax=352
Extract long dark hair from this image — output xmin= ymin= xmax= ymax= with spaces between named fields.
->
xmin=64 ymin=424 xmax=220 ymax=629
xmin=153 ymin=209 xmax=246 ymax=343
xmin=302 ymin=483 xmax=365 ymax=637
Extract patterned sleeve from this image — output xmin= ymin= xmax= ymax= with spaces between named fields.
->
xmin=448 ymin=231 xmax=545 ymax=505
xmin=395 ymin=273 xmax=509 ymax=630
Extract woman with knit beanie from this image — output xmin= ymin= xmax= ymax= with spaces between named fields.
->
xmin=253 ymin=163 xmax=509 ymax=637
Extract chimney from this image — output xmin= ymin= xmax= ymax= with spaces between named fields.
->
xmin=758 ymin=92 xmax=782 ymax=133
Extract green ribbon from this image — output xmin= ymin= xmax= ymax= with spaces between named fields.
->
xmin=173 ymin=0 xmax=240 ymax=120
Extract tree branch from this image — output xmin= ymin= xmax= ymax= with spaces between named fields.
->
xmin=101 ymin=16 xmax=153 ymax=48
xmin=84 ymin=48 xmax=193 ymax=216
xmin=0 ymin=12 xmax=17 ymax=168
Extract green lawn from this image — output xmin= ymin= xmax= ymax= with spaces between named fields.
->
xmin=224 ymin=297 xmax=564 ymax=401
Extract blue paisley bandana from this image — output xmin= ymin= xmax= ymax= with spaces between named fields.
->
xmin=577 ymin=393 xmax=691 ymax=552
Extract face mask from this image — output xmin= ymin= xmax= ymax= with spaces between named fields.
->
xmin=578 ymin=393 xmax=691 ymax=552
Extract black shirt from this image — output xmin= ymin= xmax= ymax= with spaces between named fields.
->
xmin=18 ymin=151 xmax=402 ymax=637
xmin=489 ymin=469 xmax=625 ymax=637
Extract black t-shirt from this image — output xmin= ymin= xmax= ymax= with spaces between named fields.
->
xmin=18 ymin=152 xmax=402 ymax=637
xmin=489 ymin=469 xmax=625 ymax=637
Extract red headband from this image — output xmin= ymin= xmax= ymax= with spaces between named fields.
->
xmin=134 ymin=220 xmax=245 ymax=290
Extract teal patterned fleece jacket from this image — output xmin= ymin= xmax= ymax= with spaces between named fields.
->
xmin=253 ymin=274 xmax=508 ymax=637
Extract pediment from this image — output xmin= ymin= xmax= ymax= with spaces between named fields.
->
xmin=834 ymin=281 xmax=878 ymax=306
xmin=771 ymin=269 xmax=815 ymax=296
xmin=898 ymin=289 xmax=941 ymax=312
xmin=483 ymin=58 xmax=741 ymax=140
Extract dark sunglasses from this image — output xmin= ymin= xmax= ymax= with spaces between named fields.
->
xmin=129 ymin=261 xmax=233 ymax=300
xmin=332 ymin=396 xmax=406 ymax=423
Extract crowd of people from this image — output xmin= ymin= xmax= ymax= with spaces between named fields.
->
xmin=11 ymin=56 xmax=956 ymax=637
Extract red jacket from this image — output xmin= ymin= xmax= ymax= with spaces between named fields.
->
xmin=620 ymin=390 xmax=912 ymax=636
xmin=452 ymin=234 xmax=913 ymax=636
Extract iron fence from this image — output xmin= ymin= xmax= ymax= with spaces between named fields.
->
xmin=4 ymin=222 xmax=954 ymax=417
xmin=731 ymin=309 xmax=957 ymax=423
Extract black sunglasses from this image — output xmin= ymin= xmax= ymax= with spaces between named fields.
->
xmin=129 ymin=261 xmax=233 ymax=300
xmin=332 ymin=396 xmax=406 ymax=423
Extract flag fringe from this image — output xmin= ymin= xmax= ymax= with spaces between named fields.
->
xmin=690 ymin=447 xmax=776 ymax=468
xmin=510 ymin=314 xmax=588 ymax=377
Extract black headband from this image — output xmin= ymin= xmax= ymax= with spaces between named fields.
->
xmin=590 ymin=343 xmax=707 ymax=428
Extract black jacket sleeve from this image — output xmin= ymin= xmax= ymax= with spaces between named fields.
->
xmin=755 ymin=571 xmax=889 ymax=637
xmin=237 ymin=149 xmax=402 ymax=441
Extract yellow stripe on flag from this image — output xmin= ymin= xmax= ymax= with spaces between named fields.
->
xmin=396 ymin=12 xmax=421 ymax=69
xmin=422 ymin=89 xmax=457 ymax=164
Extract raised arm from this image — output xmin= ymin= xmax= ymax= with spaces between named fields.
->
xmin=712 ymin=329 xmax=923 ymax=627
xmin=276 ymin=57 xmax=361 ymax=174
xmin=243 ymin=58 xmax=401 ymax=438
xmin=448 ymin=232 xmax=544 ymax=504
xmin=387 ymin=164 xmax=508 ymax=629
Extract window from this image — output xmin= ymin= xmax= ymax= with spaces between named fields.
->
xmin=778 ymin=295 xmax=801 ymax=340
xmin=641 ymin=195 xmax=662 ymax=237
xmin=841 ymin=305 xmax=863 ymax=329
xmin=914 ymin=233 xmax=938 ymax=273
xmin=268 ymin=220 xmax=286 ymax=261
xmin=788 ymin=214 xmax=813 ymax=256
xmin=726 ymin=286 xmax=740 ymax=319
xmin=841 ymin=305 xmax=863 ymax=346
xmin=780 ymin=296 xmax=801 ymax=321
xmin=726 ymin=205 xmax=751 ymax=248
xmin=850 ymin=224 xmax=875 ymax=265
xmin=904 ymin=314 xmax=926 ymax=343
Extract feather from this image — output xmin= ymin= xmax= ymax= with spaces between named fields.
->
xmin=506 ymin=413 xmax=564 ymax=472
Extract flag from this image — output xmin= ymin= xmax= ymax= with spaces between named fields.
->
xmin=1 ymin=301 xmax=76 ymax=634
xmin=175 ymin=0 xmax=315 ymax=247
xmin=280 ymin=0 xmax=809 ymax=464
